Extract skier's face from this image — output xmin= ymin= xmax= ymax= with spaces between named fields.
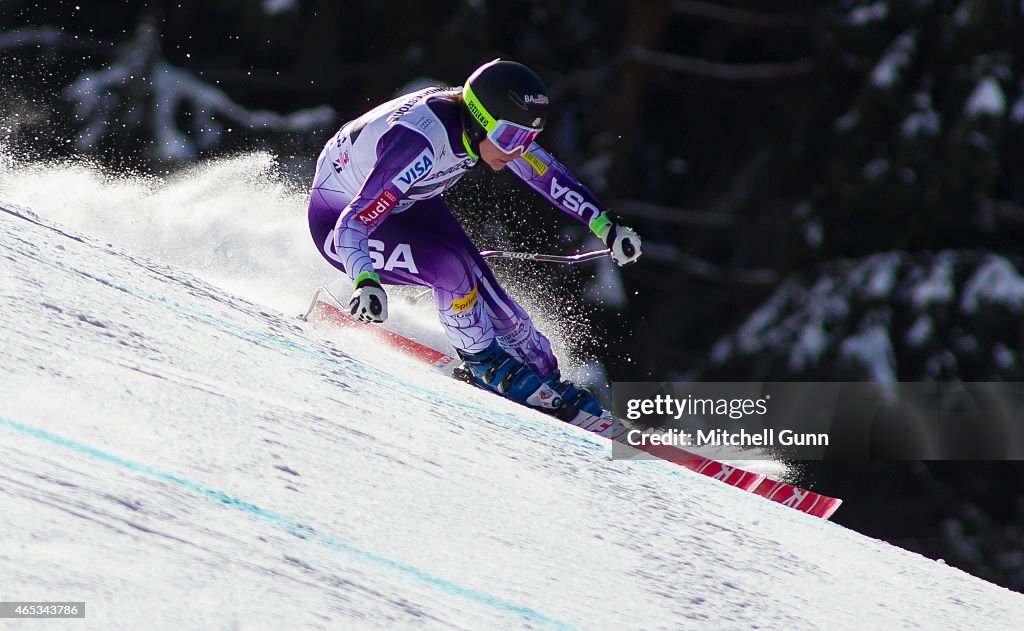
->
xmin=479 ymin=138 xmax=524 ymax=170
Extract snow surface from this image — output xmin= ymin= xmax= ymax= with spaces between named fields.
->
xmin=2 ymin=158 xmax=1024 ymax=629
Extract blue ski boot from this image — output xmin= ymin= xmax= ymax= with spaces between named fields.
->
xmin=454 ymin=340 xmax=562 ymax=412
xmin=543 ymin=370 xmax=605 ymax=422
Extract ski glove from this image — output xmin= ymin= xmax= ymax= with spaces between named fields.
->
xmin=349 ymin=273 xmax=388 ymax=323
xmin=605 ymin=223 xmax=642 ymax=267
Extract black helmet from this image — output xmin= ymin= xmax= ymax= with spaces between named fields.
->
xmin=460 ymin=59 xmax=549 ymax=151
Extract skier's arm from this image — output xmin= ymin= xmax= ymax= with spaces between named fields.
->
xmin=505 ymin=144 xmax=641 ymax=265
xmin=334 ymin=127 xmax=434 ymax=287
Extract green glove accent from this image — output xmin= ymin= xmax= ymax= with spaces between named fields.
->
xmin=354 ymin=271 xmax=381 ymax=288
xmin=589 ymin=212 xmax=613 ymax=242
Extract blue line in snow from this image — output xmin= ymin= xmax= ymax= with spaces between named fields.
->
xmin=0 ymin=415 xmax=579 ymax=631
xmin=0 ymin=205 xmax=592 ymax=627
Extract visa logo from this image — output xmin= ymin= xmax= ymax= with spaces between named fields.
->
xmin=393 ymin=149 xmax=433 ymax=192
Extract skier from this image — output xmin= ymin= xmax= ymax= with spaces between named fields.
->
xmin=307 ymin=59 xmax=641 ymax=421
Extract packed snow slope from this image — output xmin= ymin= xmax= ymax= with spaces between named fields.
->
xmin=2 ymin=158 xmax=1023 ymax=630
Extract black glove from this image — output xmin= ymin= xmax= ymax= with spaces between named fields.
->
xmin=349 ymin=276 xmax=388 ymax=323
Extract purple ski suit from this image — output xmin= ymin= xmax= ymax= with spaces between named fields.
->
xmin=307 ymin=87 xmax=612 ymax=378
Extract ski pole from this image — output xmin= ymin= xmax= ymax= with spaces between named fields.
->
xmin=478 ymin=248 xmax=611 ymax=264
xmin=407 ymin=249 xmax=611 ymax=303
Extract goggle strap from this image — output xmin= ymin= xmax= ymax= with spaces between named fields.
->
xmin=461 ymin=130 xmax=480 ymax=159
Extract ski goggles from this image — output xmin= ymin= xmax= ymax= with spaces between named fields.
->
xmin=463 ymin=82 xmax=543 ymax=155
xmin=487 ymin=119 xmax=542 ymax=155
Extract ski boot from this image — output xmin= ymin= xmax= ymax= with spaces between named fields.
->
xmin=543 ymin=370 xmax=605 ymax=422
xmin=454 ymin=340 xmax=562 ymax=412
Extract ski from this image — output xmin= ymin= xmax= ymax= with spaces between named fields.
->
xmin=302 ymin=288 xmax=842 ymax=519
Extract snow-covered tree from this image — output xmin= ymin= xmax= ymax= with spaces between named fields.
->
xmin=63 ymin=22 xmax=333 ymax=162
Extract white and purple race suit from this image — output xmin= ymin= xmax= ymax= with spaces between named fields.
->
xmin=307 ymin=86 xmax=611 ymax=377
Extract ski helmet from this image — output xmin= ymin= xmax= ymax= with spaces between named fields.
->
xmin=460 ymin=59 xmax=549 ymax=153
